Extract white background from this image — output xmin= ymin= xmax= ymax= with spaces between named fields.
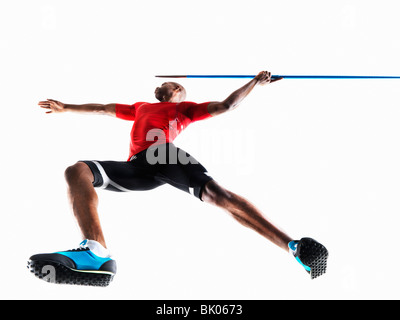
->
xmin=1 ymin=0 xmax=400 ymax=300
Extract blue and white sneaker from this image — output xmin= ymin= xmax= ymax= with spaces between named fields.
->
xmin=288 ymin=237 xmax=328 ymax=279
xmin=28 ymin=240 xmax=116 ymax=287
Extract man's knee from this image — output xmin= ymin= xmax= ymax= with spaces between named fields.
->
xmin=64 ymin=162 xmax=93 ymax=185
xmin=201 ymin=180 xmax=233 ymax=206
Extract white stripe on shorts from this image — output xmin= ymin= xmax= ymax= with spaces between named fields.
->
xmin=92 ymin=161 xmax=132 ymax=192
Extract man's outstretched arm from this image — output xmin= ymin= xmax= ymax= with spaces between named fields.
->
xmin=207 ymin=71 xmax=282 ymax=117
xmin=38 ymin=99 xmax=116 ymax=116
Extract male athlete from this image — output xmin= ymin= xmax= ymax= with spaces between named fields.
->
xmin=29 ymin=71 xmax=328 ymax=286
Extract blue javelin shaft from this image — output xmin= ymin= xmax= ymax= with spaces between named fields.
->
xmin=156 ymin=75 xmax=400 ymax=79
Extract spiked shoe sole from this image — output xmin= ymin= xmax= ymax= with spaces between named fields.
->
xmin=27 ymin=259 xmax=114 ymax=287
xmin=297 ymin=237 xmax=328 ymax=279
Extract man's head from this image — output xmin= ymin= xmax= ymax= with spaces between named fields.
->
xmin=155 ymin=82 xmax=186 ymax=103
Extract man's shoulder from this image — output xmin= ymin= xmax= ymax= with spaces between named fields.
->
xmin=177 ymin=101 xmax=199 ymax=106
xmin=133 ymin=102 xmax=150 ymax=107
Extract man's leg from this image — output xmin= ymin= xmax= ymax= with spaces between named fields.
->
xmin=201 ymin=180 xmax=293 ymax=252
xmin=28 ymin=162 xmax=115 ymax=286
xmin=29 ymin=157 xmax=165 ymax=286
xmin=64 ymin=162 xmax=107 ymax=248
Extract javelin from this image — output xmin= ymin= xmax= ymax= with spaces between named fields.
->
xmin=156 ymin=75 xmax=400 ymax=80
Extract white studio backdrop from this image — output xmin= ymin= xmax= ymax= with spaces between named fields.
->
xmin=1 ymin=0 xmax=400 ymax=299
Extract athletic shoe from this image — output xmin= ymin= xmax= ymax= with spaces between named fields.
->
xmin=288 ymin=237 xmax=328 ymax=279
xmin=27 ymin=239 xmax=116 ymax=287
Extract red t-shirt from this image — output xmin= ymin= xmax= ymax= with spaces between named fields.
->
xmin=115 ymin=101 xmax=212 ymax=160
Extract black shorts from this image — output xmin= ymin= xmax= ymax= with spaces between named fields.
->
xmin=80 ymin=143 xmax=213 ymax=201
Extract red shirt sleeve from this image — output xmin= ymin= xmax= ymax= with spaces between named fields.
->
xmin=177 ymin=101 xmax=212 ymax=123
xmin=115 ymin=103 xmax=136 ymax=121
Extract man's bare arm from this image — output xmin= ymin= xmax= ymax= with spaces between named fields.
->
xmin=207 ymin=71 xmax=282 ymax=117
xmin=38 ymin=99 xmax=116 ymax=116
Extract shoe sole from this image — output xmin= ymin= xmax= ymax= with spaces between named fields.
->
xmin=297 ymin=237 xmax=328 ymax=279
xmin=27 ymin=259 xmax=114 ymax=287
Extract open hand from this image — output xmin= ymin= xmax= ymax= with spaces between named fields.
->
xmin=38 ymin=99 xmax=65 ymax=114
